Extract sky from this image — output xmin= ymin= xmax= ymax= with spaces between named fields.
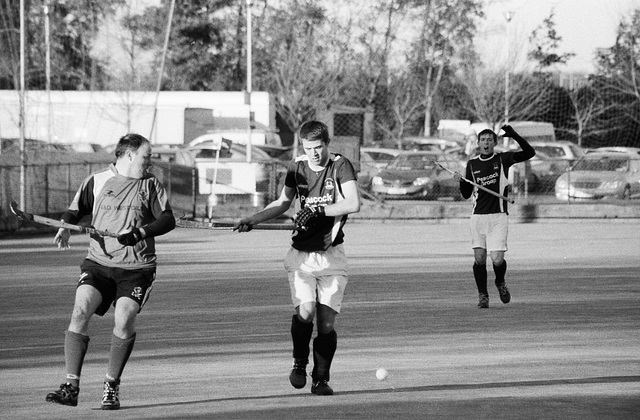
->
xmin=477 ymin=0 xmax=640 ymax=73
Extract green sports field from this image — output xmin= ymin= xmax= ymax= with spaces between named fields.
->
xmin=1 ymin=221 xmax=638 ymax=419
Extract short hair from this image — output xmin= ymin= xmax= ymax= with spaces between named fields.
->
xmin=114 ymin=133 xmax=149 ymax=158
xmin=477 ymin=129 xmax=497 ymax=143
xmin=298 ymin=121 xmax=330 ymax=144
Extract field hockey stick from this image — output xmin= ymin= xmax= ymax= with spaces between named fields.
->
xmin=9 ymin=201 xmax=120 ymax=237
xmin=429 ymin=161 xmax=515 ymax=204
xmin=175 ymin=218 xmax=296 ymax=231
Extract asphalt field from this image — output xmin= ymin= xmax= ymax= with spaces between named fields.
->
xmin=1 ymin=220 xmax=639 ymax=419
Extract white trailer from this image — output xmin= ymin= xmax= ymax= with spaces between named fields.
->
xmin=0 ymin=90 xmax=281 ymax=148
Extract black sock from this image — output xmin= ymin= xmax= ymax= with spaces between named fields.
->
xmin=291 ymin=315 xmax=313 ymax=362
xmin=494 ymin=260 xmax=507 ymax=285
xmin=473 ymin=263 xmax=488 ymax=295
xmin=312 ymin=330 xmax=337 ymax=382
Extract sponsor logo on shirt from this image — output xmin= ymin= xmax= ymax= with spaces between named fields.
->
xmin=476 ymin=172 xmax=499 ymax=186
xmin=301 ymin=193 xmax=333 ymax=205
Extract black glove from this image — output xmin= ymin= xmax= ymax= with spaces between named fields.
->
xmin=117 ymin=227 xmax=143 ymax=246
xmin=501 ymin=125 xmax=517 ymax=138
xmin=295 ymin=206 xmax=325 ymax=230
xmin=234 ymin=221 xmax=253 ymax=232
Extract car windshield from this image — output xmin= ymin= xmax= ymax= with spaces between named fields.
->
xmin=389 ymin=154 xmax=439 ymax=170
xmin=574 ymin=157 xmax=629 ymax=172
xmin=535 ymin=146 xmax=565 ymax=158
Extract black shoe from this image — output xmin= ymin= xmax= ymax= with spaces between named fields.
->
xmin=289 ymin=359 xmax=307 ymax=389
xmin=46 ymin=383 xmax=79 ymax=406
xmin=478 ymin=293 xmax=489 ymax=308
xmin=497 ymin=283 xmax=511 ymax=304
xmin=101 ymin=380 xmax=120 ymax=410
xmin=311 ymin=380 xmax=334 ymax=396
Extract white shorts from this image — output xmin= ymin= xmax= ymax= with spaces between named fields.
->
xmin=470 ymin=213 xmax=508 ymax=252
xmin=284 ymin=244 xmax=348 ymax=313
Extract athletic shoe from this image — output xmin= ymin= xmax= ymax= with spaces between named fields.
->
xmin=101 ymin=380 xmax=120 ymax=410
xmin=46 ymin=383 xmax=79 ymax=406
xmin=289 ymin=359 xmax=307 ymax=389
xmin=497 ymin=283 xmax=511 ymax=304
xmin=311 ymin=379 xmax=334 ymax=396
xmin=478 ymin=293 xmax=489 ymax=308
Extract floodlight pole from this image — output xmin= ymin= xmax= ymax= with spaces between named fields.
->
xmin=19 ymin=0 xmax=26 ymax=209
xmin=504 ymin=11 xmax=514 ymax=126
xmin=44 ymin=0 xmax=52 ymax=144
xmin=245 ymin=0 xmax=253 ymax=163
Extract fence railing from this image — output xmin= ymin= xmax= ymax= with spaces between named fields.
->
xmin=0 ymin=159 xmax=288 ymax=220
xmin=2 ymin=155 xmax=638 ymax=224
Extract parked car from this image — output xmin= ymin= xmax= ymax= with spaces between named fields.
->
xmin=510 ymin=150 xmax=569 ymax=193
xmin=188 ymin=134 xmax=286 ymax=196
xmin=555 ymin=152 xmax=640 ymax=200
xmin=358 ymin=147 xmax=401 ymax=192
xmin=151 ymin=145 xmax=197 ymax=167
xmin=371 ymin=151 xmax=464 ymax=200
xmin=530 ymin=141 xmax=585 ymax=163
xmin=401 ymin=137 xmax=463 ymax=153
xmin=592 ymin=146 xmax=640 ymax=156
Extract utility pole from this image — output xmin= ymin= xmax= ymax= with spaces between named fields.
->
xmin=504 ymin=11 xmax=514 ymax=126
xmin=245 ymin=0 xmax=253 ymax=163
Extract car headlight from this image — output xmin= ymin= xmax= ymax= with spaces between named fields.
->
xmin=601 ymin=180 xmax=620 ymax=190
xmin=372 ymin=176 xmax=383 ymax=186
xmin=555 ymin=177 xmax=568 ymax=188
xmin=413 ymin=177 xmax=431 ymax=186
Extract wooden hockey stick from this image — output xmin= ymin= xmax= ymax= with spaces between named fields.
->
xmin=430 ymin=161 xmax=516 ymax=204
xmin=9 ymin=201 xmax=120 ymax=237
xmin=176 ymin=218 xmax=295 ymax=231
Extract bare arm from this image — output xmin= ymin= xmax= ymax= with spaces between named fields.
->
xmin=324 ymin=179 xmax=360 ymax=216
xmin=234 ymin=185 xmax=296 ymax=232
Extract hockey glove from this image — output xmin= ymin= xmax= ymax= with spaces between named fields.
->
xmin=295 ymin=206 xmax=325 ymax=230
xmin=117 ymin=228 xmax=143 ymax=246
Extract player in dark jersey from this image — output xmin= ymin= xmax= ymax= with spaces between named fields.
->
xmin=45 ymin=133 xmax=175 ymax=410
xmin=234 ymin=120 xmax=361 ymax=395
xmin=456 ymin=125 xmax=535 ymax=308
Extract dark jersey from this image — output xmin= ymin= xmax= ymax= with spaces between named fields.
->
xmin=464 ymin=152 xmax=517 ymax=214
xmin=285 ymin=154 xmax=357 ymax=252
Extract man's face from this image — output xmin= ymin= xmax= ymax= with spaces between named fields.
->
xmin=129 ymin=142 xmax=153 ymax=178
xmin=302 ymin=138 xmax=330 ymax=167
xmin=477 ymin=133 xmax=496 ymax=155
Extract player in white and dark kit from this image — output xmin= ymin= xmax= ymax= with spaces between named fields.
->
xmin=458 ymin=125 xmax=535 ymax=308
xmin=45 ymin=134 xmax=175 ymax=409
xmin=234 ymin=120 xmax=361 ymax=395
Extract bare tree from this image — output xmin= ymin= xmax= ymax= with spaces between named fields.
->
xmin=408 ymin=0 xmax=483 ymax=136
xmin=559 ymin=86 xmax=619 ymax=146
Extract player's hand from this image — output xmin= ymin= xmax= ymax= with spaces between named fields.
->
xmin=453 ymin=171 xmax=464 ymax=182
xmin=233 ymin=218 xmax=253 ymax=233
xmin=54 ymin=228 xmax=71 ymax=250
xmin=117 ymin=227 xmax=143 ymax=246
xmin=295 ymin=206 xmax=325 ymax=230
xmin=501 ymin=125 xmax=517 ymax=137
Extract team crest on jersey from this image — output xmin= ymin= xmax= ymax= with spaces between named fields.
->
xmin=324 ymin=178 xmax=335 ymax=191
xmin=493 ymin=162 xmax=500 ymax=171
xmin=139 ymin=191 xmax=148 ymax=201
xmin=104 ymin=190 xmax=115 ymax=197
xmin=131 ymin=287 xmax=143 ymax=299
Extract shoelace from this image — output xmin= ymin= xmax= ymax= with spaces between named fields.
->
xmin=103 ymin=384 xmax=118 ymax=401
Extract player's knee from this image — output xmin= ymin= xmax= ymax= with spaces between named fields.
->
xmin=317 ymin=320 xmax=334 ymax=335
xmin=296 ymin=305 xmax=315 ymax=323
